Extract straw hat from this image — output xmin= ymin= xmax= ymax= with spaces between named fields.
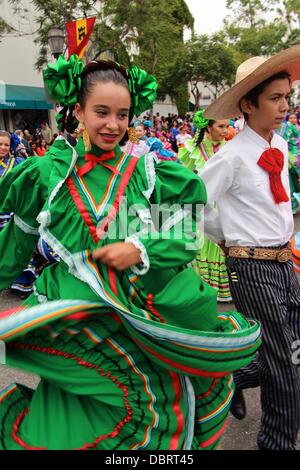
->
xmin=203 ymin=44 xmax=300 ymax=120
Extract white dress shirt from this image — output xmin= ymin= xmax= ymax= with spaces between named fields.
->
xmin=199 ymin=124 xmax=294 ymax=247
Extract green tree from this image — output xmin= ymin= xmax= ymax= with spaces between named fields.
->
xmin=2 ymin=0 xmax=194 ymax=113
xmin=224 ymin=0 xmax=299 ymax=58
xmin=226 ymin=0 xmax=270 ymax=27
xmin=179 ymin=35 xmax=238 ymax=109
xmin=0 ymin=18 xmax=13 ymax=40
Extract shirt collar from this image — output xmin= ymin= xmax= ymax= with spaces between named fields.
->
xmin=243 ymin=124 xmax=275 ymax=149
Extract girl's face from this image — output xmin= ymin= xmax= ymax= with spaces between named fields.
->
xmin=41 ymin=139 xmax=46 ymax=147
xmin=208 ymin=120 xmax=229 ymax=142
xmin=75 ymin=81 xmax=131 ymax=151
xmin=0 ymin=136 xmax=10 ymax=158
xmin=289 ymin=114 xmax=297 ymax=125
xmin=135 ymin=125 xmax=145 ymax=140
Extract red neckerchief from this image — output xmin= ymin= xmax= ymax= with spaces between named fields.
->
xmin=77 ymin=151 xmax=121 ymax=177
xmin=257 ymin=148 xmax=289 ymax=204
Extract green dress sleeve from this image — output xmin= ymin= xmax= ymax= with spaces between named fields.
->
xmin=0 ymin=157 xmax=50 ymax=289
xmin=127 ymin=157 xmax=207 ymax=271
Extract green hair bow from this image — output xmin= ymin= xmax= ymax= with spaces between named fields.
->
xmin=193 ymin=109 xmax=210 ymax=130
xmin=43 ymin=54 xmax=85 ymax=107
xmin=127 ymin=65 xmax=158 ymax=117
xmin=43 ymin=55 xmax=158 ymax=118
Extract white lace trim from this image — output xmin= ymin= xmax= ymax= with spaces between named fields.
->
xmin=125 ymin=234 xmax=150 ymax=275
xmin=14 ymin=215 xmax=39 ymax=235
xmin=36 ymin=210 xmax=51 ymax=226
xmin=48 ymin=136 xmax=79 ymax=207
xmin=142 ymin=152 xmax=158 ymax=201
xmin=38 ymin=226 xmax=109 ymax=301
xmin=183 ymin=376 xmax=195 ymax=450
xmin=32 ymin=285 xmax=48 ymax=304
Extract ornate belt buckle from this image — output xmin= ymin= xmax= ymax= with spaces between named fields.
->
xmin=276 ymin=248 xmax=291 ymax=263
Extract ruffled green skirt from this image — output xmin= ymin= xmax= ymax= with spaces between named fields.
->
xmin=193 ymin=237 xmax=232 ymax=302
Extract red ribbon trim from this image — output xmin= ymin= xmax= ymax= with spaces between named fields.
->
xmin=169 ymin=371 xmax=185 ymax=450
xmin=66 ymin=176 xmax=99 ymax=243
xmin=108 ymin=266 xmax=118 ymax=297
xmin=96 ymin=157 xmax=139 ymax=239
xmin=9 ymin=342 xmax=133 ymax=450
xmin=146 ymin=294 xmax=166 ymax=324
xmin=133 ymin=338 xmax=231 ymax=378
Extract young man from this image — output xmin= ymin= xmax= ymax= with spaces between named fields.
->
xmin=200 ymin=45 xmax=300 ymax=450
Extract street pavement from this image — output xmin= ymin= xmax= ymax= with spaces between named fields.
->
xmin=1 ymin=216 xmax=300 ymax=450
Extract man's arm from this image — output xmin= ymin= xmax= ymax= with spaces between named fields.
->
xmin=198 ymin=148 xmax=235 ymax=243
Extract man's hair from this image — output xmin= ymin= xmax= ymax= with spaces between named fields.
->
xmin=240 ymin=70 xmax=291 ymax=120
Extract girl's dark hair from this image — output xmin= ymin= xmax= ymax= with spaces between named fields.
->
xmin=78 ymin=60 xmax=129 ymax=107
xmin=240 ymin=70 xmax=291 ymax=121
xmin=196 ymin=120 xmax=215 ymax=147
xmin=59 ymin=61 xmax=130 ymax=134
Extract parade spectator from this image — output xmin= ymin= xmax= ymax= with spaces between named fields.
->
xmin=29 ymin=141 xmax=39 ymax=156
xmin=41 ymin=121 xmax=52 ymax=144
xmin=176 ymin=124 xmax=192 ymax=148
xmin=154 ymin=111 xmax=162 ymax=130
xmin=169 ymin=121 xmax=179 ymax=152
xmin=36 ymin=138 xmax=47 ymax=156
xmin=14 ymin=129 xmax=30 ymax=154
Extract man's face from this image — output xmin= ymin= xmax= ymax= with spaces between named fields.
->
xmin=242 ymin=78 xmax=291 ymax=132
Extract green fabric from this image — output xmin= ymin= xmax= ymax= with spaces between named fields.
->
xmin=193 ymin=110 xmax=209 ymax=130
xmin=43 ymin=55 xmax=157 ymax=117
xmin=43 ymin=54 xmax=84 ymax=107
xmin=127 ymin=65 xmax=158 ymax=116
xmin=278 ymin=122 xmax=299 ymax=157
xmin=0 ymin=137 xmax=261 ymax=450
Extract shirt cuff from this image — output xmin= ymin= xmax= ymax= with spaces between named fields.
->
xmin=125 ymin=235 xmax=150 ymax=275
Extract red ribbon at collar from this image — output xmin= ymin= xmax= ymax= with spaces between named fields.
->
xmin=257 ymin=148 xmax=289 ymax=204
xmin=77 ymin=152 xmax=121 ymax=177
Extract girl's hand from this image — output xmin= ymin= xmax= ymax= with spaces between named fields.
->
xmin=92 ymin=242 xmax=142 ymax=271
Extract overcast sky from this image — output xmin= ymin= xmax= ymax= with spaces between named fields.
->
xmin=185 ymin=0 xmax=229 ymax=34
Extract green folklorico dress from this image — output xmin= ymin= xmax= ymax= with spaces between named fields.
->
xmin=179 ymin=138 xmax=232 ymax=302
xmin=0 ymin=136 xmax=261 ymax=450
xmin=277 ymin=122 xmax=300 ymax=214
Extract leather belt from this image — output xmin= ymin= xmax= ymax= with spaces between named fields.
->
xmin=228 ymin=245 xmax=292 ymax=263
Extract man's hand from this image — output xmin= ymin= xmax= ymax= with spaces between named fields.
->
xmin=219 ymin=240 xmax=229 ymax=256
xmin=92 ymin=242 xmax=142 ymax=271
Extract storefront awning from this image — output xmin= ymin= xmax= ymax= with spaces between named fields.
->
xmin=0 ymin=84 xmax=53 ymax=110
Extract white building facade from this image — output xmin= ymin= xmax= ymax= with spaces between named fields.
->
xmin=0 ymin=0 xmax=56 ymax=132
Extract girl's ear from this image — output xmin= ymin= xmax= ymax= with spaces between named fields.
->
xmin=74 ymin=103 xmax=83 ymax=123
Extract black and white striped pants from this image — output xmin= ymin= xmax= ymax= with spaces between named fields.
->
xmin=227 ymin=258 xmax=300 ymax=450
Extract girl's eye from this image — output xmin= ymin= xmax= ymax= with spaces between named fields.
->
xmin=96 ymin=111 xmax=106 ymax=116
xmin=119 ymin=114 xmax=128 ymax=119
